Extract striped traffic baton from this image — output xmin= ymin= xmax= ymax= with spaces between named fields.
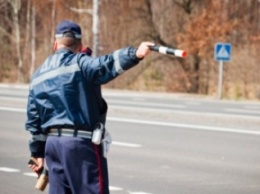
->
xmin=149 ymin=45 xmax=187 ymax=58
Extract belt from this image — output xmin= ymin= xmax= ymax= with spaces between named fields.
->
xmin=48 ymin=128 xmax=92 ymax=139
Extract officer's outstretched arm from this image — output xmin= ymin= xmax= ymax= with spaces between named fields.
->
xmin=78 ymin=42 xmax=154 ymax=85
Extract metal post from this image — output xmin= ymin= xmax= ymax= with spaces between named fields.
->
xmin=218 ymin=60 xmax=224 ymax=99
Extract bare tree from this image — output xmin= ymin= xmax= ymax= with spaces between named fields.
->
xmin=92 ymin=0 xmax=99 ymax=57
xmin=0 ymin=0 xmax=259 ymax=100
xmin=30 ymin=1 xmax=36 ymax=77
xmin=64 ymin=0 xmax=99 ymax=56
xmin=7 ymin=0 xmax=24 ymax=82
xmin=50 ymin=0 xmax=57 ymax=45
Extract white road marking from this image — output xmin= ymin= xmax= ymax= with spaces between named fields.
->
xmin=0 ymin=107 xmax=25 ymax=113
xmin=108 ymin=117 xmax=260 ymax=136
xmin=12 ymin=171 xmax=124 ymax=191
xmin=109 ymin=186 xmax=123 ymax=191
xmin=0 ymin=106 xmax=143 ymax=148
xmin=225 ymin=108 xmax=260 ymax=115
xmin=0 ymin=84 xmax=28 ymax=89
xmin=1 ymin=102 xmax=260 ymax=121
xmin=1 ymin=106 xmax=259 ymax=136
xmin=23 ymin=172 xmax=38 ymax=177
xmin=0 ymin=167 xmax=20 ymax=172
xmin=109 ymin=105 xmax=260 ymax=120
xmin=129 ymin=192 xmax=152 ymax=194
xmin=112 ymin=141 xmax=142 ymax=148
xmin=110 ymin=105 xmax=178 ymax=113
xmin=108 ymin=99 xmax=186 ymax=109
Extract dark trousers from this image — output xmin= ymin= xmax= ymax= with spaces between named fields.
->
xmin=45 ymin=136 xmax=109 ymax=194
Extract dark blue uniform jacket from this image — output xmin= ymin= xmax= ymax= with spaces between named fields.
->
xmin=25 ymin=47 xmax=140 ymax=157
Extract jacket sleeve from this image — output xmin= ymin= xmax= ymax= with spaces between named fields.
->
xmin=78 ymin=46 xmax=141 ymax=84
xmin=25 ymin=89 xmax=46 ymax=158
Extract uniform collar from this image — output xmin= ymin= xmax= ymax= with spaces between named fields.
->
xmin=55 ymin=48 xmax=74 ymax=54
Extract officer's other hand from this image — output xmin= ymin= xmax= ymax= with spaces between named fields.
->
xmin=136 ymin=42 xmax=154 ymax=59
xmin=28 ymin=157 xmax=44 ymax=174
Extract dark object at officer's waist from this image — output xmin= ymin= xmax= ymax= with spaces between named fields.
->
xmin=48 ymin=125 xmax=91 ymax=131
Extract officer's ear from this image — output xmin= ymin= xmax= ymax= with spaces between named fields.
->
xmin=53 ymin=41 xmax=58 ymax=51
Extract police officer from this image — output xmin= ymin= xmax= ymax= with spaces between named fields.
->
xmin=26 ymin=20 xmax=154 ymax=194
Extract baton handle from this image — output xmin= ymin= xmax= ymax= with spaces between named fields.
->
xmin=149 ymin=45 xmax=187 ymax=58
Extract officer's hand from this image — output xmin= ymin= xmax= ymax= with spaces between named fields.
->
xmin=28 ymin=157 xmax=44 ymax=174
xmin=136 ymin=42 xmax=154 ymax=59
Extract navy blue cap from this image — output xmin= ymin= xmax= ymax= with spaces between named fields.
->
xmin=55 ymin=20 xmax=82 ymax=39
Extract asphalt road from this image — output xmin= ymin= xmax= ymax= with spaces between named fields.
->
xmin=0 ymin=85 xmax=259 ymax=194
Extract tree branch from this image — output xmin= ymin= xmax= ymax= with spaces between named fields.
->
xmin=68 ymin=7 xmax=93 ymax=15
xmin=0 ymin=25 xmax=12 ymax=40
xmin=63 ymin=2 xmax=93 ymax=15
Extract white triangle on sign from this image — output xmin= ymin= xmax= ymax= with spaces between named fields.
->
xmin=217 ymin=46 xmax=229 ymax=58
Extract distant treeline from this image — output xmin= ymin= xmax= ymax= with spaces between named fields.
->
xmin=0 ymin=0 xmax=259 ymax=100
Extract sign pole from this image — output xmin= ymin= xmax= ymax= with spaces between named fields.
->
xmin=215 ymin=42 xmax=231 ymax=100
xmin=218 ymin=60 xmax=224 ymax=99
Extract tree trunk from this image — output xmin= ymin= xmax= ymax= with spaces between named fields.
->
xmin=11 ymin=0 xmax=24 ymax=82
xmin=189 ymin=54 xmax=200 ymax=93
xmin=50 ymin=0 xmax=57 ymax=45
xmin=23 ymin=0 xmax=31 ymax=62
xmin=92 ymin=0 xmax=99 ymax=57
xmin=30 ymin=2 xmax=36 ymax=77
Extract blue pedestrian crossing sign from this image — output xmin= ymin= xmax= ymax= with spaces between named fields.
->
xmin=214 ymin=43 xmax=232 ymax=61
